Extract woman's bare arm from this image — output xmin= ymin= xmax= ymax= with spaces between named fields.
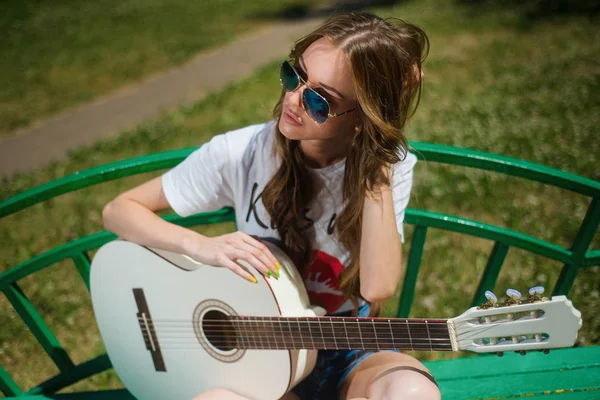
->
xmin=358 ymin=170 xmax=403 ymax=303
xmin=102 ymin=177 xmax=280 ymax=282
xmin=103 ymin=176 xmax=194 ymax=252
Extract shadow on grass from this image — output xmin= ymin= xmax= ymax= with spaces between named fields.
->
xmin=251 ymin=0 xmax=405 ymax=21
xmin=458 ymin=0 xmax=600 ymax=22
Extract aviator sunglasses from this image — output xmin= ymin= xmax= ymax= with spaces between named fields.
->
xmin=280 ymin=60 xmax=356 ymax=124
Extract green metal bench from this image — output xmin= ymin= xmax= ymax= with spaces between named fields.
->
xmin=1 ymin=142 xmax=599 ymax=399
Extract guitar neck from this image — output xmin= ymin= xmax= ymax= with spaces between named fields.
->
xmin=225 ymin=316 xmax=453 ymax=351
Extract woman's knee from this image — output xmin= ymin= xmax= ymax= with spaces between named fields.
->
xmin=369 ymin=369 xmax=441 ymax=400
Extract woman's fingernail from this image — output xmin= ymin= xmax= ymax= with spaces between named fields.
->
xmin=266 ymin=270 xmax=272 ymax=277
xmin=274 ymin=270 xmax=280 ymax=279
xmin=276 ymin=262 xmax=281 ymax=270
xmin=250 ymin=277 xmax=257 ymax=283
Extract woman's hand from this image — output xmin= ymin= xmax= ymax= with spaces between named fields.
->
xmin=182 ymin=232 xmax=280 ymax=283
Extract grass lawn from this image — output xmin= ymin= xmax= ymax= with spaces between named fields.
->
xmin=0 ymin=0 xmax=319 ymax=137
xmin=1 ymin=0 xmax=599 ymax=394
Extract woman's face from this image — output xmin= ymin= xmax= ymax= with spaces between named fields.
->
xmin=278 ymin=37 xmax=358 ymax=143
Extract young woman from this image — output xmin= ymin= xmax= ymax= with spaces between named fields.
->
xmin=102 ymin=11 xmax=438 ymax=400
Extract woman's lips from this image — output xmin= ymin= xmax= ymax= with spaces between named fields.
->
xmin=283 ymin=108 xmax=302 ymax=126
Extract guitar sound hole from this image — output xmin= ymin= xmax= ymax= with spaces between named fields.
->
xmin=202 ymin=310 xmax=237 ymax=351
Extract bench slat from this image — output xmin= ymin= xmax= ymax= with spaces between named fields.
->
xmin=16 ymin=389 xmax=135 ymax=400
xmin=425 ymin=346 xmax=600 ymax=398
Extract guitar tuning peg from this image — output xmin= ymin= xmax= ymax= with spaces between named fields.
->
xmin=528 ymin=286 xmax=545 ymax=302
xmin=505 ymin=288 xmax=522 ymax=305
xmin=496 ymin=352 xmax=504 ymax=357
xmin=485 ymin=290 xmax=498 ymax=304
xmin=514 ymin=350 xmax=527 ymax=356
xmin=528 ymin=286 xmax=544 ymax=296
xmin=478 ymin=290 xmax=498 ymax=309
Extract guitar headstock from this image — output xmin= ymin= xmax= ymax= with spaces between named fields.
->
xmin=449 ymin=287 xmax=582 ymax=355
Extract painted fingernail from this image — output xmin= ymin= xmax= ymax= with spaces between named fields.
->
xmin=275 ymin=262 xmax=281 ymax=270
xmin=249 ymin=277 xmax=257 ymax=283
xmin=274 ymin=270 xmax=280 ymax=279
xmin=266 ymin=270 xmax=272 ymax=277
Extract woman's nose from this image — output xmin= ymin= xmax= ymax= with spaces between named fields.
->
xmin=289 ymin=83 xmax=307 ymax=110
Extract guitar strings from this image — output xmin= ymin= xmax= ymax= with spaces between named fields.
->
xmin=137 ymin=319 xmax=532 ymax=351
xmin=151 ymin=337 xmax=454 ymax=350
xmin=140 ymin=326 xmax=454 ymax=350
xmin=141 ymin=318 xmax=449 ymax=326
xmin=136 ymin=316 xmax=456 ymax=350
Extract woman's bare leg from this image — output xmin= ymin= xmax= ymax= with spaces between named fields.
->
xmin=341 ymin=352 xmax=440 ymax=400
xmin=192 ymin=388 xmax=299 ymax=400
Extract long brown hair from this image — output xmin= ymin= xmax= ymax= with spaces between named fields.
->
xmin=261 ymin=12 xmax=429 ymax=316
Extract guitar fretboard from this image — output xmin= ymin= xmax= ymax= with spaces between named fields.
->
xmin=220 ymin=316 xmax=452 ymax=351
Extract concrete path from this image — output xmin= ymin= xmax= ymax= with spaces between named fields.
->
xmin=0 ymin=17 xmax=324 ymax=178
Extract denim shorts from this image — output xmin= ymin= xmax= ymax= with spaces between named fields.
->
xmin=290 ymin=304 xmax=399 ymax=400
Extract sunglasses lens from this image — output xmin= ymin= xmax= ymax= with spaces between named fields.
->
xmin=303 ymin=89 xmax=329 ymax=124
xmin=280 ymin=61 xmax=299 ymax=92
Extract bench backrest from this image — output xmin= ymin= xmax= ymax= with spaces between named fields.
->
xmin=1 ymin=142 xmax=598 ymax=397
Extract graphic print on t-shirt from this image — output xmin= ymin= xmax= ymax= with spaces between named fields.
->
xmin=302 ymin=250 xmax=348 ymax=315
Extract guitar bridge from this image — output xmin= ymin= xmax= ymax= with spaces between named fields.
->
xmin=133 ymin=288 xmax=166 ymax=372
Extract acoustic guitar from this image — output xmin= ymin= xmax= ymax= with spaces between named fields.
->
xmin=90 ymin=240 xmax=581 ymax=400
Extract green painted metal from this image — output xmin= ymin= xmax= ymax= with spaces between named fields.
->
xmin=554 ymin=199 xmax=600 ymax=295
xmin=3 ymin=143 xmax=599 ymax=220
xmin=0 ymin=364 xmax=22 ymax=397
xmin=0 ymin=149 xmax=193 ymax=219
xmin=397 ymin=225 xmax=428 ymax=318
xmin=404 ymin=209 xmax=572 ymax=263
xmin=73 ymin=252 xmax=91 ymax=291
xmin=17 ymin=390 xmax=135 ymax=400
xmin=0 ymin=231 xmax=115 ymax=291
xmin=1 ymin=142 xmax=598 ymax=398
xmin=27 ymin=354 xmax=112 ymax=396
xmin=0 ymin=208 xmax=235 ymax=291
xmin=584 ymin=250 xmax=600 ymax=267
xmin=424 ymin=346 xmax=600 ymax=399
xmin=471 ymin=241 xmax=509 ymax=307
xmin=409 ymin=142 xmax=600 ymax=198
xmin=2 ymin=283 xmax=75 ymax=373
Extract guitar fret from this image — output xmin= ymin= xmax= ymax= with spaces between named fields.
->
xmin=245 ymin=319 xmax=252 ymax=349
xmin=267 ymin=318 xmax=279 ymax=350
xmin=388 ymin=319 xmax=397 ymax=350
xmin=373 ymin=319 xmax=380 ymax=350
xmin=279 ymin=318 xmax=286 ymax=350
xmin=318 ymin=320 xmax=326 ymax=350
xmin=343 ymin=319 xmax=351 ymax=349
xmin=270 ymin=318 xmax=278 ymax=350
xmin=233 ymin=319 xmax=243 ymax=349
xmin=259 ymin=317 xmax=266 ymax=350
xmin=296 ymin=318 xmax=305 ymax=349
xmin=305 ymin=319 xmax=318 ymax=349
xmin=330 ymin=318 xmax=338 ymax=350
xmin=357 ymin=319 xmax=365 ymax=350
xmin=287 ymin=318 xmax=295 ymax=349
xmin=406 ymin=320 xmax=414 ymax=350
xmin=255 ymin=318 xmax=264 ymax=350
xmin=425 ymin=320 xmax=433 ymax=351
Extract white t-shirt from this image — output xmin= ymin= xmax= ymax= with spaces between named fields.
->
xmin=162 ymin=121 xmax=417 ymax=314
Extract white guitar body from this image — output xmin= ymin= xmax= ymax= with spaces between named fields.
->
xmin=91 ymin=240 xmax=324 ymax=400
